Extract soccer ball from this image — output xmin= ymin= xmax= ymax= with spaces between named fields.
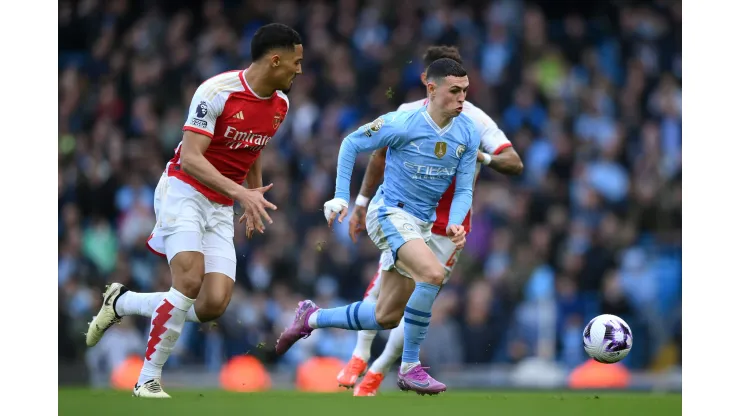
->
xmin=583 ymin=314 xmax=633 ymax=364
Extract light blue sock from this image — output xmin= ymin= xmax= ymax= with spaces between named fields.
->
xmin=402 ymin=282 xmax=440 ymax=363
xmin=316 ymin=301 xmax=383 ymax=330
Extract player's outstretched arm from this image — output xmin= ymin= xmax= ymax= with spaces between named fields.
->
xmin=469 ymin=105 xmax=523 ymax=175
xmin=324 ymin=115 xmax=405 ymax=228
xmin=348 ymin=146 xmax=387 ymax=242
xmin=478 ymin=147 xmax=523 ymax=175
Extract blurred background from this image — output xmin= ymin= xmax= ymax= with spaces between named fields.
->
xmin=58 ymin=0 xmax=681 ymax=392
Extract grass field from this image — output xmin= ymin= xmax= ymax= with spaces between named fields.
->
xmin=58 ymin=389 xmax=681 ymax=416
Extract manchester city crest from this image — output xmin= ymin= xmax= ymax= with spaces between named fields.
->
xmin=456 ymin=144 xmax=466 ymax=158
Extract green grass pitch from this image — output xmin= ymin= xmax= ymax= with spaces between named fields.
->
xmin=58 ymin=389 xmax=681 ymax=416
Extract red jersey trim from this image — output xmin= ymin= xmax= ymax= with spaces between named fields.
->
xmin=238 ymin=69 xmax=249 ymax=91
xmin=494 ymin=143 xmax=513 ymax=155
xmin=146 ymin=234 xmax=166 ymax=258
xmin=183 ymin=126 xmax=214 ymax=139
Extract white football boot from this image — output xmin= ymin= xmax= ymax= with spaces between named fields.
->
xmin=85 ymin=283 xmax=127 ymax=347
xmin=133 ymin=379 xmax=171 ymax=398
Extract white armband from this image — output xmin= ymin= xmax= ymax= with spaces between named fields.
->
xmin=355 ymin=194 xmax=370 ymax=207
xmin=481 ymin=153 xmax=492 ymax=166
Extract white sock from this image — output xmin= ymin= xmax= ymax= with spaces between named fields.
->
xmin=352 ymin=330 xmax=377 ymax=362
xmin=370 ymin=319 xmax=405 ymax=374
xmin=116 ymin=291 xmax=201 ymax=323
xmin=138 ymin=288 xmax=195 ymax=386
xmin=400 ymin=361 xmax=421 ymax=374
xmin=308 ymin=310 xmax=319 ymax=328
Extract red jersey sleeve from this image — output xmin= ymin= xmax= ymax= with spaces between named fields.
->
xmin=182 ymin=82 xmax=228 ymax=138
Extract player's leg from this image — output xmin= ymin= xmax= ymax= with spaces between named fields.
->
xmin=353 ymin=265 xmax=383 ymax=360
xmin=108 ymin=288 xmax=202 ymax=323
xmin=337 ymin=263 xmax=383 ymax=388
xmin=356 ymin=235 xmax=458 ymax=396
xmin=86 ymin=175 xmax=201 ymax=349
xmin=275 ymin=203 xmax=423 ymax=355
xmin=131 ymin=176 xmax=210 ymax=398
xmin=390 ymin=238 xmax=448 ymax=395
xmin=135 ymin=237 xmax=202 ymax=398
xmin=193 ymin=207 xmax=237 ymax=321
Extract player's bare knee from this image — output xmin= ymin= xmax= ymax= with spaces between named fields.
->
xmin=194 ymin=296 xmax=229 ymax=322
xmin=169 ymin=251 xmax=205 ymax=298
xmin=415 ymin=264 xmax=445 ymax=286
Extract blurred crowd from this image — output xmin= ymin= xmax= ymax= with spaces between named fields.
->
xmin=59 ymin=0 xmax=682 ymax=381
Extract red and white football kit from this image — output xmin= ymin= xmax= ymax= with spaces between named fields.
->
xmin=363 ymin=98 xmax=512 ymax=299
xmin=146 ymin=69 xmax=289 ymax=280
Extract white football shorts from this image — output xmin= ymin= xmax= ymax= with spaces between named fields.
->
xmin=146 ymin=173 xmax=237 ymax=280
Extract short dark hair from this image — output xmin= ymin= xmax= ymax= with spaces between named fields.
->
xmin=423 ymin=46 xmax=463 ymax=67
xmin=426 ymin=58 xmax=467 ymax=82
xmin=251 ymin=23 xmax=302 ymax=61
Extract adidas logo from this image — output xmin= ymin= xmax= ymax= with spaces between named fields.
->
xmin=232 ymin=111 xmax=244 ymax=120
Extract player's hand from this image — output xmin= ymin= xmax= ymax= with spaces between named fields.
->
xmin=446 ymin=224 xmax=467 ymax=250
xmin=237 ymin=183 xmax=278 ymax=235
xmin=323 ymin=198 xmax=349 ymax=229
xmin=348 ymin=205 xmax=368 ymax=243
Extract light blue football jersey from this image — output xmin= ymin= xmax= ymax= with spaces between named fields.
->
xmin=334 ymin=106 xmax=480 ymax=226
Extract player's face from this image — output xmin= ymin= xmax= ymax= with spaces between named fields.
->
xmin=272 ymin=44 xmax=303 ymax=93
xmin=431 ymin=75 xmax=469 ymax=117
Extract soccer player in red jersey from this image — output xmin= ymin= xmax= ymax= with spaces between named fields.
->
xmin=85 ymin=23 xmax=303 ymax=398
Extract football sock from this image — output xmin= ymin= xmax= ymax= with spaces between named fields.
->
xmin=369 ymin=319 xmax=404 ymax=374
xmin=116 ymin=291 xmax=201 ymax=323
xmin=401 ymin=282 xmax=440 ymax=371
xmin=138 ymin=288 xmax=195 ymax=386
xmin=309 ymin=301 xmax=383 ymax=331
xmin=352 ymin=330 xmax=378 ymax=362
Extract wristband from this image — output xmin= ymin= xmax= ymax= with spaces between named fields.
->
xmin=355 ymin=194 xmax=370 ymax=207
xmin=481 ymin=153 xmax=492 ymax=166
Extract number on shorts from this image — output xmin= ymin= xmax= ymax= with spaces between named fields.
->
xmin=445 ymin=249 xmax=459 ymax=268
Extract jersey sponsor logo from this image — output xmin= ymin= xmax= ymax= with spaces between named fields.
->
xmin=434 ymin=141 xmax=447 ymax=158
xmin=403 ymin=161 xmax=456 ymax=180
xmin=196 ymin=101 xmax=208 ymax=118
xmin=224 ymin=125 xmax=273 ymax=151
xmin=455 ymin=144 xmax=466 ymax=158
xmin=363 ymin=117 xmax=384 ymax=137
xmin=190 ymin=118 xmax=208 ymax=129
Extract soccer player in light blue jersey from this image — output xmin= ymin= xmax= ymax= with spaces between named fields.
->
xmin=275 ymin=58 xmax=479 ymax=395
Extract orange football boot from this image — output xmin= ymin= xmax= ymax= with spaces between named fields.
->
xmin=337 ymin=355 xmax=368 ymax=388
xmin=353 ymin=371 xmax=384 ymax=396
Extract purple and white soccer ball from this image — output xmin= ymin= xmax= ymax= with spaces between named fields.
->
xmin=583 ymin=314 xmax=633 ymax=364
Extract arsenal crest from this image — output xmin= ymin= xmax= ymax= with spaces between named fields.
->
xmin=273 ymin=112 xmax=284 ymax=130
xmin=434 ymin=141 xmax=447 ymax=158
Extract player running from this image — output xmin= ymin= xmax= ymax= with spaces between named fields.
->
xmin=341 ymin=46 xmax=523 ymax=396
xmin=275 ymin=58 xmax=479 ymax=395
xmin=84 ymin=23 xmax=303 ymax=398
